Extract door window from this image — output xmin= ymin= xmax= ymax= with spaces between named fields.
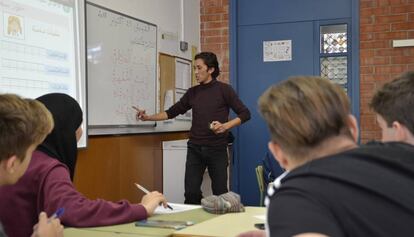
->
xmin=320 ymin=24 xmax=348 ymax=91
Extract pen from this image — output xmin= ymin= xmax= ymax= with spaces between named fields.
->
xmin=135 ymin=183 xmax=173 ymax=210
xmin=48 ymin=207 xmax=65 ymax=222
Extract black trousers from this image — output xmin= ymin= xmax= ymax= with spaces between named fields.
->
xmin=184 ymin=142 xmax=228 ymax=204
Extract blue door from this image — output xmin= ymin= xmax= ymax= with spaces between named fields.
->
xmin=230 ymin=0 xmax=358 ymax=205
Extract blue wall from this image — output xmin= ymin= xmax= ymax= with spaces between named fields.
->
xmin=230 ymin=0 xmax=359 ymax=205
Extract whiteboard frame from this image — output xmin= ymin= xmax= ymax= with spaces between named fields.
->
xmin=86 ymin=2 xmax=158 ymax=135
xmin=78 ymin=0 xmax=88 ymax=148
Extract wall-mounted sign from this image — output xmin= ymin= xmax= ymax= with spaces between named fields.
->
xmin=263 ymin=40 xmax=292 ymax=62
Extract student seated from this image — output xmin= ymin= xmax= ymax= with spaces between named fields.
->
xmin=370 ymin=71 xmax=414 ymax=145
xmin=261 ymin=151 xmax=283 ymax=186
xmin=254 ymin=76 xmax=414 ymax=236
xmin=0 ymin=93 xmax=168 ymax=237
xmin=0 ymin=94 xmax=62 ymax=237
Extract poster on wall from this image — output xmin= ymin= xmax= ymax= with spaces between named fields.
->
xmin=175 ymin=58 xmax=192 ymax=121
xmin=263 ymin=40 xmax=292 ymax=62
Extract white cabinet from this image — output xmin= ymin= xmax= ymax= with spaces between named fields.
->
xmin=162 ymin=139 xmax=212 ymax=203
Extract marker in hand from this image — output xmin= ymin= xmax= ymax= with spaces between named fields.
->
xmin=209 ymin=121 xmax=218 ymax=130
xmin=132 ymin=105 xmax=140 ymax=112
xmin=209 ymin=121 xmax=222 ymax=133
xmin=134 ymin=183 xmax=173 ymax=210
xmin=131 ymin=105 xmax=146 ymax=121
xmin=132 ymin=106 xmax=144 ymax=120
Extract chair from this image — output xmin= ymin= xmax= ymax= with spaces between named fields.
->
xmin=255 ymin=165 xmax=265 ymax=206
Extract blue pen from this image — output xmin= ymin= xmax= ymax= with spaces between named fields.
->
xmin=48 ymin=208 xmax=65 ymax=222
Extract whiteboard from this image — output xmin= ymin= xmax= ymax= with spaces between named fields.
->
xmin=86 ymin=2 xmax=157 ymax=130
xmin=0 ymin=0 xmax=87 ymax=147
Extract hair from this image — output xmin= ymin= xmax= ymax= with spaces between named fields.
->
xmin=370 ymin=71 xmax=414 ymax=135
xmin=0 ymin=94 xmax=53 ymax=162
xmin=194 ymin=52 xmax=220 ymax=78
xmin=258 ymin=76 xmax=352 ymax=160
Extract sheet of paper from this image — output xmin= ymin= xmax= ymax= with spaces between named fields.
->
xmin=175 ymin=59 xmax=191 ymax=89
xmin=254 ymin=215 xmax=266 ymax=221
xmin=164 ymin=90 xmax=174 ymax=111
xmin=154 ymin=203 xmax=201 ymax=215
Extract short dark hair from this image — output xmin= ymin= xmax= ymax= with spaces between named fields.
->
xmin=370 ymin=71 xmax=414 ymax=135
xmin=0 ymin=94 xmax=53 ymax=162
xmin=195 ymin=52 xmax=220 ymax=78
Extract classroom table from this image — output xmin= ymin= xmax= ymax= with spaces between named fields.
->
xmin=63 ymin=206 xmax=265 ymax=237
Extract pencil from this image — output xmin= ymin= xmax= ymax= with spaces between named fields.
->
xmin=135 ymin=183 xmax=174 ymax=210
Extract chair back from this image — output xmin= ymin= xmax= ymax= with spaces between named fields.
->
xmin=255 ymin=165 xmax=265 ymax=206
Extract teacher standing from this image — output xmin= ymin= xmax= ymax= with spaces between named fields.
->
xmin=136 ymin=52 xmax=250 ymax=204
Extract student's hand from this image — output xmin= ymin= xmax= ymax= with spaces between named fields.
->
xmin=135 ymin=109 xmax=149 ymax=121
xmin=31 ymin=212 xmax=64 ymax=237
xmin=141 ymin=191 xmax=168 ymax=216
xmin=210 ymin=121 xmax=228 ymax=134
xmin=236 ymin=230 xmax=266 ymax=237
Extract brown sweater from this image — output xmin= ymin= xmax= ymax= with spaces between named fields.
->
xmin=166 ymin=79 xmax=250 ymax=146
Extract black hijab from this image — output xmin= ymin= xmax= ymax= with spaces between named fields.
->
xmin=36 ymin=93 xmax=83 ymax=180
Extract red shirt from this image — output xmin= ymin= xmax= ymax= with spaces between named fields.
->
xmin=0 ymin=150 xmax=147 ymax=237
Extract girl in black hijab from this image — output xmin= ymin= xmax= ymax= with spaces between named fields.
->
xmin=36 ymin=93 xmax=83 ymax=180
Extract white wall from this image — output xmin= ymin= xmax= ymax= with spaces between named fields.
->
xmin=88 ymin=0 xmax=200 ymax=60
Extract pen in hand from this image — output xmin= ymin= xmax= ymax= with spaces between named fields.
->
xmin=48 ymin=207 xmax=65 ymax=223
xmin=135 ymin=183 xmax=173 ymax=210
